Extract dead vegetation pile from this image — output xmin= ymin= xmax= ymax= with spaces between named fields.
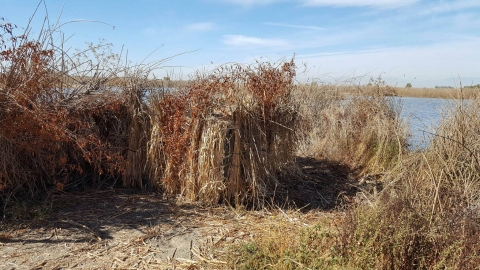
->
xmin=0 ymin=21 xmax=130 ymax=201
xmin=147 ymin=61 xmax=297 ymax=207
xmin=0 ymin=17 xmax=298 ymax=213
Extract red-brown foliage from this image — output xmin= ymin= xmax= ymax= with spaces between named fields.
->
xmin=148 ymin=59 xmax=297 ymax=205
xmin=0 ymin=20 xmax=129 ymax=200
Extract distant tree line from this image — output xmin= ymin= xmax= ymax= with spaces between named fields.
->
xmin=434 ymin=84 xmax=480 ymax=89
xmin=464 ymin=84 xmax=480 ymax=89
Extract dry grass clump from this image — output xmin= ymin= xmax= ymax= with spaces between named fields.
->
xmin=293 ymin=83 xmax=344 ymax=156
xmin=0 ymin=14 xmax=300 ymax=212
xmin=229 ymin=89 xmax=479 ymax=269
xmin=0 ymin=17 xmax=156 ymax=212
xmin=335 ymin=96 xmax=480 ymax=269
xmin=337 ymin=196 xmax=479 ymax=269
xmin=226 ymin=81 xmax=412 ymax=269
xmin=295 ymin=81 xmax=407 ymax=174
xmin=228 ymin=215 xmax=340 ymax=269
xmin=147 ymin=60 xmax=298 ymax=207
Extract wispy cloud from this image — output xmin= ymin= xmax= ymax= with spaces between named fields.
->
xmin=302 ymin=0 xmax=418 ymax=8
xmin=264 ymin=22 xmax=324 ymax=30
xmin=223 ymin=35 xmax=288 ymax=47
xmin=296 ymin=38 xmax=480 ymax=86
xmin=417 ymin=0 xmax=480 ymax=16
xmin=186 ymin=22 xmax=215 ymax=31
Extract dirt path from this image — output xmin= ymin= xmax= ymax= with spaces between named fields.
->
xmin=0 ymin=158 xmax=359 ymax=269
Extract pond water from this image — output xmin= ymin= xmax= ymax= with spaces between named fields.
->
xmin=398 ymin=97 xmax=457 ymax=149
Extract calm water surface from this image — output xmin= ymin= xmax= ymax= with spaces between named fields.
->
xmin=399 ymin=97 xmax=457 ymax=149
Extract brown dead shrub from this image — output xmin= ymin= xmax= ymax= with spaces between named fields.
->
xmin=1 ymin=16 xmax=300 ymax=210
xmin=147 ymin=60 xmax=298 ymax=207
xmin=0 ymin=18 xmax=134 ymax=210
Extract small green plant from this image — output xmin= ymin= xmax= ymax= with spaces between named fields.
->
xmin=405 ymin=82 xmax=412 ymax=88
xmin=228 ymin=219 xmax=340 ymax=269
xmin=4 ymin=195 xmax=52 ymax=220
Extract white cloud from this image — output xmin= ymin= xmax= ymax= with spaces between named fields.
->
xmin=186 ymin=22 xmax=215 ymax=31
xmin=296 ymin=38 xmax=480 ymax=87
xmin=264 ymin=22 xmax=324 ymax=30
xmin=302 ymin=0 xmax=418 ymax=8
xmin=417 ymin=0 xmax=480 ymax=16
xmin=223 ymin=35 xmax=288 ymax=47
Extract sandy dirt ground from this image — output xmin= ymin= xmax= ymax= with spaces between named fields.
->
xmin=2 ymin=191 xmax=232 ymax=269
xmin=0 ymin=158 xmax=361 ymax=269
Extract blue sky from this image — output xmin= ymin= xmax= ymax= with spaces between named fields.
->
xmin=1 ymin=0 xmax=479 ymax=87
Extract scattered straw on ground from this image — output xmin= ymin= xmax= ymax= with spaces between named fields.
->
xmin=0 ymin=157 xmax=358 ymax=269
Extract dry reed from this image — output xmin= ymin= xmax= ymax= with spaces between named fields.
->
xmin=229 ymin=81 xmax=479 ymax=269
xmin=294 ymin=81 xmax=407 ymax=174
xmin=336 ymin=95 xmax=480 ymax=269
xmin=147 ymin=60 xmax=298 ymax=207
xmin=0 ymin=16 xmax=156 ymax=211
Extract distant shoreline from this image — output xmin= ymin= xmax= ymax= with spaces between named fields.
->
xmin=393 ymin=86 xmax=479 ymax=99
xmin=298 ymin=84 xmax=479 ymax=100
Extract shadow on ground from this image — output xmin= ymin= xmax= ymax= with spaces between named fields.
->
xmin=0 ymin=156 xmax=357 ymax=244
xmin=273 ymin=156 xmax=358 ymax=211
xmin=0 ymin=156 xmax=359 ymax=268
xmin=1 ymin=190 xmax=176 ymax=244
